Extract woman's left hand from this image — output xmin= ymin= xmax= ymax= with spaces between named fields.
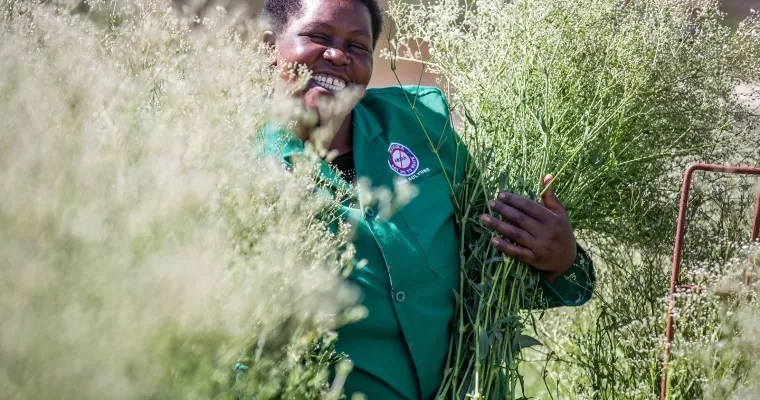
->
xmin=479 ymin=175 xmax=576 ymax=283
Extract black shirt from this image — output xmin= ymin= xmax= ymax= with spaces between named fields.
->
xmin=331 ymin=151 xmax=356 ymax=183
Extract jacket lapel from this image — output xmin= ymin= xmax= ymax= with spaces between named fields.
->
xmin=259 ymin=120 xmax=354 ymax=198
xmin=259 ymin=102 xmax=399 ymax=200
xmin=353 ymin=103 xmax=394 ymax=192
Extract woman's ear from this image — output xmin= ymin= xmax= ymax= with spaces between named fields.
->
xmin=262 ymin=30 xmax=278 ymax=66
xmin=262 ymin=30 xmax=276 ymax=48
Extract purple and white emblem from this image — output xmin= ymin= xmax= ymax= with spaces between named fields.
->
xmin=388 ymin=142 xmax=419 ymax=177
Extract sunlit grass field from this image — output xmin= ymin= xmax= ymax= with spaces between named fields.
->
xmin=1 ymin=0 xmax=759 ymax=399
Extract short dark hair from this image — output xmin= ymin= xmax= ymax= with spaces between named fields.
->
xmin=261 ymin=0 xmax=383 ymax=48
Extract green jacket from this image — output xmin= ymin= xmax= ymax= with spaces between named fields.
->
xmin=260 ymin=86 xmax=594 ymax=400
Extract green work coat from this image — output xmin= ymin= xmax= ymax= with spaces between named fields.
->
xmin=260 ymin=86 xmax=594 ymax=400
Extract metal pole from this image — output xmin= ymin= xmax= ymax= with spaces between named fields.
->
xmin=745 ymin=181 xmax=760 ymax=286
xmin=660 ymin=164 xmax=760 ymax=400
xmin=660 ymin=165 xmax=695 ymax=400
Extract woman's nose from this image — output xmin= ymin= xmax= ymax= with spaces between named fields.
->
xmin=323 ymin=48 xmax=350 ymax=66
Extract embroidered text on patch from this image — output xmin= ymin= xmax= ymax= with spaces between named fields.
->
xmin=388 ymin=142 xmax=419 ymax=177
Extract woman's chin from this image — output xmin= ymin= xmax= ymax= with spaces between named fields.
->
xmin=302 ymin=85 xmax=336 ymax=109
xmin=295 ymin=85 xmax=367 ymax=135
xmin=302 ymin=90 xmax=324 ymax=112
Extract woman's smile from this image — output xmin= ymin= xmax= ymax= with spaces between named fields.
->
xmin=311 ymin=73 xmax=347 ymax=92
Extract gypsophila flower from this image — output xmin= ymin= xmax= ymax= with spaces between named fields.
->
xmin=0 ymin=1 xmax=362 ymax=399
xmin=387 ymin=0 xmax=759 ymax=397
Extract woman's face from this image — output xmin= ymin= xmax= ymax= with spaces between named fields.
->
xmin=273 ymin=0 xmax=374 ymax=112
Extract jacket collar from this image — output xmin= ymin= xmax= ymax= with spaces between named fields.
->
xmin=261 ymin=101 xmax=384 ymax=158
xmin=259 ymin=101 xmax=389 ymax=200
xmin=260 ymin=120 xmax=304 ymax=163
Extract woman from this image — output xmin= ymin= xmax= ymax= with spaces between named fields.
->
xmin=258 ymin=0 xmax=594 ymax=398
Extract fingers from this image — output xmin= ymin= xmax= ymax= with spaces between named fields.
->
xmin=496 ymin=192 xmax=551 ymax=221
xmin=480 ymin=213 xmax=536 ymax=249
xmin=496 ymin=175 xmax=567 ymax=220
xmin=487 ymin=199 xmax=540 ymax=233
xmin=540 ymin=174 xmax=565 ymax=213
xmin=490 ymin=237 xmax=537 ymax=266
xmin=543 ymin=174 xmax=553 ymax=187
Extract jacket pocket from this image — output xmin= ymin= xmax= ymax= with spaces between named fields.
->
xmin=396 ymin=173 xmax=459 ymax=279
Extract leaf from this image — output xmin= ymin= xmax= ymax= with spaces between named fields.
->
xmin=590 ymin=148 xmax=600 ymax=166
xmin=492 ymin=328 xmax=503 ymax=346
xmin=485 ymin=256 xmax=503 ymax=264
xmin=538 ymin=110 xmax=549 ymax=135
xmin=464 ymin=107 xmax=478 ymax=127
xmin=481 ymin=148 xmax=494 ymax=172
xmin=473 ymin=282 xmax=489 ymax=294
xmin=499 ymin=169 xmax=508 ymax=193
xmin=506 ymin=269 xmax=523 ymax=281
xmin=512 ymin=334 xmax=542 ymax=352
xmin=478 ymin=329 xmax=490 ymax=361
xmin=452 ymin=289 xmax=461 ymax=305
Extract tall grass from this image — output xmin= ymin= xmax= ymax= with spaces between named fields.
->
xmin=0 ymin=1 xmax=363 ymax=399
xmin=3 ymin=0 xmax=759 ymax=399
xmin=387 ymin=0 xmax=760 ymax=398
xmin=528 ymin=176 xmax=759 ymax=400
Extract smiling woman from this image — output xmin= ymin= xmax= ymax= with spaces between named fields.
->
xmin=261 ymin=0 xmax=378 ymax=156
xmin=255 ymin=0 xmax=595 ymax=399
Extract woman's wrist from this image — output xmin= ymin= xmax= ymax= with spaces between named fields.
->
xmin=540 ymin=257 xmax=575 ymax=284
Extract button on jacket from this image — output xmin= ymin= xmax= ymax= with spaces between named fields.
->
xmin=261 ymin=86 xmax=595 ymax=400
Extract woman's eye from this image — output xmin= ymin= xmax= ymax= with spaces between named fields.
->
xmin=349 ymin=42 xmax=369 ymax=52
xmin=308 ymin=34 xmax=329 ymax=42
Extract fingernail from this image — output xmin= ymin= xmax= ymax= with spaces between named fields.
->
xmin=488 ymin=200 xmax=496 ymax=208
xmin=498 ymin=193 xmax=506 ymax=200
xmin=481 ymin=215 xmax=491 ymax=223
xmin=491 ymin=237 xmax=500 ymax=246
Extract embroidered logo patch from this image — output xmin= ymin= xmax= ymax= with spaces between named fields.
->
xmin=388 ymin=142 xmax=419 ymax=176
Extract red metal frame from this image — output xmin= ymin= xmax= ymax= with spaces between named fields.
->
xmin=660 ymin=164 xmax=760 ymax=400
xmin=747 ymin=189 xmax=760 ymax=286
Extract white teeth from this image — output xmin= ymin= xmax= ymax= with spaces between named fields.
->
xmin=312 ymin=74 xmax=346 ymax=91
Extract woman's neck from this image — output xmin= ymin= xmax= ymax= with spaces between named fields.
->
xmin=328 ymin=112 xmax=354 ymax=156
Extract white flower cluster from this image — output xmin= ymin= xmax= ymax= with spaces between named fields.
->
xmin=386 ymin=0 xmax=760 ymax=397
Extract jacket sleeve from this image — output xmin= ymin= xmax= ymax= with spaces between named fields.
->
xmin=535 ymin=244 xmax=595 ymax=308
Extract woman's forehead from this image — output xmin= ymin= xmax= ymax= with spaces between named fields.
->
xmin=291 ymin=0 xmax=372 ymax=37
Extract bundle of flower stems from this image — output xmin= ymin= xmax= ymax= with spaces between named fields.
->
xmin=387 ymin=0 xmax=760 ymax=398
xmin=431 ymin=107 xmax=601 ymax=400
xmin=389 ymin=40 xmax=633 ymax=399
xmin=389 ymin=59 xmax=612 ymax=399
xmin=435 ymin=125 xmax=577 ymax=400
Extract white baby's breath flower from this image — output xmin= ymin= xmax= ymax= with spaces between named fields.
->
xmin=0 ymin=2 xmax=359 ymax=399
